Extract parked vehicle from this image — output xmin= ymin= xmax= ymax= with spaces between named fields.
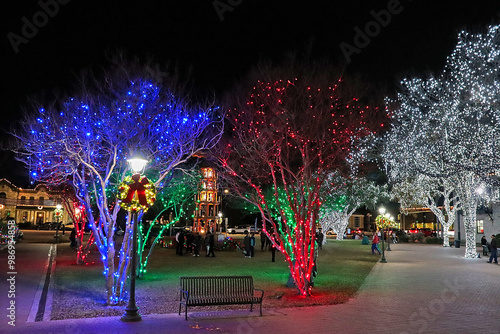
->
xmin=227 ymin=225 xmax=250 ymax=234
xmin=407 ymin=228 xmax=435 ymax=237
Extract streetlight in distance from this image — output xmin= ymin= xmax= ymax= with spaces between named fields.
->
xmin=218 ymin=212 xmax=223 ymax=234
xmin=54 ymin=204 xmax=63 ymax=242
xmin=386 ymin=214 xmax=394 ymax=251
xmin=121 ymin=149 xmax=148 ymax=323
xmin=377 ymin=207 xmax=387 ymax=263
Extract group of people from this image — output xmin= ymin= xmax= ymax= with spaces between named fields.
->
xmin=175 ymin=229 xmax=215 ymax=257
xmin=242 ymin=230 xmax=277 ymax=261
xmin=482 ymin=235 xmax=498 ymax=264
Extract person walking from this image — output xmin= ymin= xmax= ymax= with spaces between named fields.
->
xmin=481 ymin=235 xmax=488 ymax=256
xmin=243 ymin=230 xmax=251 ymax=258
xmin=271 ymin=242 xmax=276 ymax=262
xmin=250 ymin=232 xmax=256 ymax=257
xmin=487 ymin=235 xmax=498 ymax=264
xmin=372 ymin=233 xmax=381 ymax=254
xmin=316 ymin=229 xmax=324 ymax=249
xmin=192 ymin=232 xmax=201 ymax=257
xmin=260 ymin=230 xmax=267 ymax=251
xmin=205 ymin=232 xmax=215 ymax=257
xmin=185 ymin=231 xmax=194 ymax=254
xmin=176 ymin=230 xmax=185 ymax=255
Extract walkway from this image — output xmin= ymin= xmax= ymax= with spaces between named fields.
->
xmin=7 ymin=243 xmax=500 ymax=334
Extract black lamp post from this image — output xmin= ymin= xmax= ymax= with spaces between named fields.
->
xmin=386 ymin=215 xmax=394 ymax=252
xmin=121 ymin=150 xmax=148 ymax=323
xmin=54 ymin=204 xmax=63 ymax=243
xmin=378 ymin=207 xmax=387 ymax=263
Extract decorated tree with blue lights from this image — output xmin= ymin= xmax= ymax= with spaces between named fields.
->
xmin=384 ymin=25 xmax=500 ymax=258
xmin=219 ymin=61 xmax=387 ymax=296
xmin=12 ymin=59 xmax=223 ymax=304
xmin=319 ymin=171 xmax=387 ymax=241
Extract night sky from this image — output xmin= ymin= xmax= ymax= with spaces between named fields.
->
xmin=1 ymin=0 xmax=499 ymax=187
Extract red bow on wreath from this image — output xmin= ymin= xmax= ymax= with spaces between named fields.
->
xmin=122 ymin=174 xmax=150 ymax=206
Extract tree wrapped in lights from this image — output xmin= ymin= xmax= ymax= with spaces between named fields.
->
xmin=219 ymin=62 xmax=387 ymax=296
xmin=136 ymin=170 xmax=200 ymax=277
xmin=391 ymin=175 xmax=460 ymax=247
xmin=319 ymin=171 xmax=387 ymax=241
xmin=59 ymin=186 xmax=94 ymax=264
xmin=384 ymin=25 xmax=500 ymax=258
xmin=12 ymin=60 xmax=223 ymax=304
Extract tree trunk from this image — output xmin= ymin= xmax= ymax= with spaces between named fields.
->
xmin=105 ymin=242 xmax=116 ymax=304
xmin=442 ymin=225 xmax=450 ymax=247
xmin=463 ymin=210 xmax=478 ymax=258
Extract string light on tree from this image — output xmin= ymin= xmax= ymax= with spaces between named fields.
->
xmin=383 ymin=25 xmax=500 ymax=259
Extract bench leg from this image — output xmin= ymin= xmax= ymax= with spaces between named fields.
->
xmin=259 ymin=302 xmax=262 ymax=316
xmin=250 ymin=303 xmax=253 ymax=312
xmin=185 ymin=305 xmax=188 ymax=321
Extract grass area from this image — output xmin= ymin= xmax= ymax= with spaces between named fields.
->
xmin=51 ymin=237 xmax=378 ymax=320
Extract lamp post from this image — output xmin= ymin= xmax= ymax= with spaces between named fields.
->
xmin=218 ymin=212 xmax=223 ymax=234
xmin=54 ymin=204 xmax=63 ymax=243
xmin=386 ymin=215 xmax=393 ymax=251
xmin=121 ymin=149 xmax=148 ymax=323
xmin=378 ymin=207 xmax=387 ymax=263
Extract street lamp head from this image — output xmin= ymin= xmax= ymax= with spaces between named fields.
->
xmin=379 ymin=207 xmax=386 ymax=215
xmin=56 ymin=204 xmax=62 ymax=210
xmin=218 ymin=212 xmax=223 ymax=218
xmin=128 ymin=148 xmax=148 ymax=174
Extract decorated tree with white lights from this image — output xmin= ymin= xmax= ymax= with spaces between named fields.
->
xmin=384 ymin=25 xmax=500 ymax=258
xmin=12 ymin=59 xmax=223 ymax=304
xmin=319 ymin=171 xmax=387 ymax=241
xmin=219 ymin=62 xmax=387 ymax=296
xmin=391 ymin=175 xmax=460 ymax=247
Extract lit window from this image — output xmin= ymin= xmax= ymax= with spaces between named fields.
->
xmin=477 ymin=220 xmax=484 ymax=234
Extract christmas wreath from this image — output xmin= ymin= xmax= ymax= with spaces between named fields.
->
xmin=118 ymin=174 xmax=156 ymax=212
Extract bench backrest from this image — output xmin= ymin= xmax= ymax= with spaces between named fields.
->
xmin=180 ymin=276 xmax=255 ymax=297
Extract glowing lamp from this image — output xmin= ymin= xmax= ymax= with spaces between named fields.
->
xmin=127 ymin=149 xmax=148 ymax=174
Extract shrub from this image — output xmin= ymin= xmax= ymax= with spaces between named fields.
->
xmin=425 ymin=237 xmax=443 ymax=244
xmin=409 ymin=232 xmax=425 ymax=243
xmin=397 ymin=231 xmax=409 ymax=243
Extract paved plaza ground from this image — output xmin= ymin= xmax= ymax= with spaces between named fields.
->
xmin=5 ymin=242 xmax=500 ymax=334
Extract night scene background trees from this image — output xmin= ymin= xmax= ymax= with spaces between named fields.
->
xmin=1 ymin=1 xmax=499 ymax=301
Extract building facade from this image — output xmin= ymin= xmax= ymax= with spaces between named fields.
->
xmin=0 ymin=178 xmax=69 ymax=225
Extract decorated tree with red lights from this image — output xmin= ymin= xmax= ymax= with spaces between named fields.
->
xmin=219 ymin=62 xmax=387 ymax=296
xmin=59 ymin=186 xmax=94 ymax=265
xmin=12 ymin=59 xmax=223 ymax=304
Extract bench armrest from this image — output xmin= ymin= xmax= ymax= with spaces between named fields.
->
xmin=254 ymin=288 xmax=264 ymax=300
xmin=180 ymin=290 xmax=189 ymax=302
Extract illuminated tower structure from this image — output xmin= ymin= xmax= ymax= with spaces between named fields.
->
xmin=193 ymin=167 xmax=219 ymax=233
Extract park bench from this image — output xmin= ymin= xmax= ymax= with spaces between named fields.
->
xmin=179 ymin=275 xmax=264 ymax=320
